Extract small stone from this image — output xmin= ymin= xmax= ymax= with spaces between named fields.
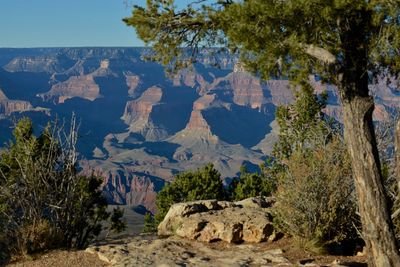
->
xmin=265 ymin=248 xmax=284 ymax=255
xmin=181 ymin=251 xmax=195 ymax=259
xmin=331 ymin=259 xmax=349 ymax=266
xmin=356 ymin=246 xmax=366 ymax=256
xmin=263 ymin=254 xmax=291 ymax=264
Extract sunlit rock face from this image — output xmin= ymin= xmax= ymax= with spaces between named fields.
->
xmin=39 ymin=75 xmax=101 ymax=103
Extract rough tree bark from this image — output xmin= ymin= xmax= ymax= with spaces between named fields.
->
xmin=335 ymin=9 xmax=400 ymax=264
xmin=342 ymin=94 xmax=400 ymax=266
xmin=395 ymin=118 xmax=400 ymax=190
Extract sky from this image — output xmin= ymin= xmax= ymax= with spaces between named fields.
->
xmin=0 ymin=0 xmax=191 ymax=48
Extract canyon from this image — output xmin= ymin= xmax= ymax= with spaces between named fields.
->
xmin=0 ymin=47 xmax=398 ymax=212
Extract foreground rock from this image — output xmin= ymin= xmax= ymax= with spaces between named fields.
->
xmin=157 ymin=198 xmax=276 ymax=243
xmin=86 ymin=235 xmax=292 ymax=267
xmin=85 ymin=235 xmax=366 ymax=267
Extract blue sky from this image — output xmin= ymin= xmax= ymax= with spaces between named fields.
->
xmin=0 ymin=0 xmax=191 ymax=48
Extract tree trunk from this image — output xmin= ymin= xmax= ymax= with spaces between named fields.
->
xmin=342 ymin=95 xmax=400 ymax=266
xmin=395 ymin=118 xmax=400 ymax=190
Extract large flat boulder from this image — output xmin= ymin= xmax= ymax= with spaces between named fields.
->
xmin=158 ymin=197 xmax=275 ymax=243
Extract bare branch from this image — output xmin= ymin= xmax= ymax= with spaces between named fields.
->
xmin=303 ymin=44 xmax=336 ymax=65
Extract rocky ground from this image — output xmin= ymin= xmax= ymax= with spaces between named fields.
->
xmin=85 ymin=235 xmax=367 ymax=267
xmin=7 ymin=235 xmax=367 ymax=267
xmin=5 ymin=198 xmax=368 ymax=267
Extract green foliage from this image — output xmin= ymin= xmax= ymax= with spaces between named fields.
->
xmin=125 ymin=0 xmax=400 ymax=83
xmin=155 ymin=163 xmax=224 ymax=223
xmin=123 ymin=0 xmax=227 ymax=73
xmin=61 ymin=173 xmax=112 ymax=249
xmin=273 ymin=85 xmax=330 ymax=160
xmin=230 ymin=166 xmax=274 ymax=201
xmin=270 ymin=88 xmax=359 ymax=251
xmin=273 ymin=137 xmax=358 ymax=251
xmin=109 ymin=207 xmax=127 ymax=234
xmin=142 ymin=212 xmax=157 ymax=234
xmin=0 ymin=117 xmax=125 ymax=259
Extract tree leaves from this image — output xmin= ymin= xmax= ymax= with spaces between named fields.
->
xmin=125 ymin=0 xmax=400 ymax=81
xmin=155 ymin=163 xmax=224 ymax=223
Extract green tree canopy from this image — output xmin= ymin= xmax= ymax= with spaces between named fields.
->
xmin=273 ymin=85 xmax=330 ymax=160
xmin=230 ymin=165 xmax=274 ymax=201
xmin=155 ymin=163 xmax=224 ymax=223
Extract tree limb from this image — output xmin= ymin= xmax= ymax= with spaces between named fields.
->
xmin=303 ymin=44 xmax=336 ymax=65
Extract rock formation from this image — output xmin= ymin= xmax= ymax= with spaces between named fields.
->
xmin=125 ymin=74 xmax=141 ymax=97
xmin=39 ymin=75 xmax=101 ymax=103
xmin=0 ymin=89 xmax=7 ymax=100
xmin=89 ymin=161 xmax=166 ymax=212
xmin=158 ymin=198 xmax=276 ymax=244
xmin=173 ymin=69 xmax=209 ymax=94
xmin=0 ymin=88 xmax=33 ymax=116
xmin=122 ymin=86 xmax=164 ymax=138
xmin=210 ymin=72 xmax=266 ymax=109
xmin=1 ymin=47 xmax=400 ymax=210
xmin=4 ymin=54 xmax=74 ymax=73
xmin=185 ymin=94 xmax=217 ymax=134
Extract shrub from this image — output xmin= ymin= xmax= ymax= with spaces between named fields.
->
xmin=269 ymin=85 xmax=359 ymax=252
xmin=273 ymin=83 xmax=330 ymax=161
xmin=272 ymin=137 xmax=359 ymax=252
xmin=0 ymin=117 xmax=125 ymax=259
xmin=230 ymin=166 xmax=275 ymax=201
xmin=155 ymin=163 xmax=225 ymax=223
xmin=142 ymin=212 xmax=157 ymax=233
xmin=109 ymin=207 xmax=126 ymax=234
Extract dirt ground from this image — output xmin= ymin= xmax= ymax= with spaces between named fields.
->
xmin=6 ymin=250 xmax=108 ymax=267
xmin=207 ymin=236 xmax=367 ymax=266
